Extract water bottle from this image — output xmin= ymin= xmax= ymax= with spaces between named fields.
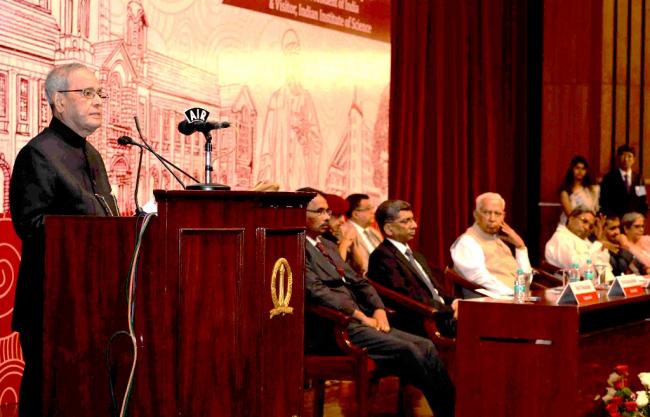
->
xmin=583 ymin=259 xmax=595 ymax=281
xmin=514 ymin=268 xmax=526 ymax=303
xmin=568 ymin=263 xmax=580 ymax=283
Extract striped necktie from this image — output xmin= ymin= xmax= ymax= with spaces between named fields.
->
xmin=315 ymin=240 xmax=348 ymax=282
xmin=405 ymin=249 xmax=444 ymax=303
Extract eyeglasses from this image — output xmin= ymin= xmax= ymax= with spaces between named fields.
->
xmin=58 ymin=87 xmax=108 ymax=100
xmin=355 ymin=206 xmax=374 ymax=212
xmin=307 ymin=208 xmax=332 ymax=216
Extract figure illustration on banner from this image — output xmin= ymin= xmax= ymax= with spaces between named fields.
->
xmin=258 ymin=29 xmax=323 ymax=190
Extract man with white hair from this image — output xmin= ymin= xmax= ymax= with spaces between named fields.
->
xmin=9 ymin=63 xmax=118 ymax=417
xmin=450 ymin=192 xmax=532 ymax=296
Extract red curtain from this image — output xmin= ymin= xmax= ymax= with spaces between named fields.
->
xmin=389 ymin=0 xmax=540 ymax=268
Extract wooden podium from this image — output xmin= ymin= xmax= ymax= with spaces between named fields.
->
xmin=42 ymin=191 xmax=312 ymax=417
xmin=456 ymin=289 xmax=650 ymax=417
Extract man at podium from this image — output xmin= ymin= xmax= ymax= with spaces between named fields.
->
xmin=9 ymin=63 xmax=118 ymax=417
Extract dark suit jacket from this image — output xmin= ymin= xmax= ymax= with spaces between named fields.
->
xmin=600 ymin=169 xmax=648 ymax=217
xmin=305 ymin=238 xmax=385 ymax=353
xmin=367 ymin=240 xmax=455 ymax=337
xmin=9 ymin=117 xmax=117 ymax=334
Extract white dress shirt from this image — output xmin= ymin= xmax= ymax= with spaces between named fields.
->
xmin=350 ymin=221 xmax=378 ymax=254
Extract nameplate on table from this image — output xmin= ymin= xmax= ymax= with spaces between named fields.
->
xmin=607 ymin=275 xmax=645 ymax=297
xmin=556 ymin=281 xmax=598 ymax=305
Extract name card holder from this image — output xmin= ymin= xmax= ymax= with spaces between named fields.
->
xmin=607 ymin=275 xmax=645 ymax=297
xmin=556 ymin=281 xmax=599 ymax=305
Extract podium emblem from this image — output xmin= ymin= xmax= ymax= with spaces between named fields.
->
xmin=270 ymin=257 xmax=294 ymax=318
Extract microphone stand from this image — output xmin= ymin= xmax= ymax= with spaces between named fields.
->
xmin=134 ymin=145 xmax=144 ymax=215
xmin=133 ymin=116 xmax=196 ymax=189
xmin=186 ymin=131 xmax=230 ymax=191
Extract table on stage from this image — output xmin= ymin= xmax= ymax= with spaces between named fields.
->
xmin=456 ymin=288 xmax=650 ymax=417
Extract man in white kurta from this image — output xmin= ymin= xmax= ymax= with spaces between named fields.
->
xmin=450 ymin=192 xmax=532 ymax=296
xmin=545 ymin=206 xmax=614 ymax=280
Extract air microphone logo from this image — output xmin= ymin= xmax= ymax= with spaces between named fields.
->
xmin=183 ymin=107 xmax=209 ymax=124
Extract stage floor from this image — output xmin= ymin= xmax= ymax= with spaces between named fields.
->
xmin=0 ymin=380 xmax=433 ymax=417
xmin=303 ymin=380 xmax=433 ymax=417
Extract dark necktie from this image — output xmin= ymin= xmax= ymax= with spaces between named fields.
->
xmin=315 ymin=240 xmax=348 ymax=283
xmin=624 ymin=174 xmax=631 ymax=193
xmin=405 ymin=249 xmax=444 ymax=303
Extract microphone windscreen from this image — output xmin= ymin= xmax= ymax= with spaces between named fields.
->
xmin=117 ymin=136 xmax=132 ymax=146
xmin=177 ymin=120 xmax=196 ymax=135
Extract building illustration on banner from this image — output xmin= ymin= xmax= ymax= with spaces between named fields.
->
xmin=0 ymin=0 xmax=389 ymax=209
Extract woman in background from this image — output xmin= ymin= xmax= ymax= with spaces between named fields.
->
xmin=559 ymin=156 xmax=600 ymax=224
xmin=619 ymin=212 xmax=650 ymax=273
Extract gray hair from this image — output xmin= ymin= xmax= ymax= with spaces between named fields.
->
xmin=44 ymin=63 xmax=89 ymax=106
xmin=568 ymin=206 xmax=596 ymax=218
xmin=475 ymin=192 xmax=506 ymax=212
xmin=621 ymin=212 xmax=645 ymax=229
xmin=375 ymin=199 xmax=412 ymax=231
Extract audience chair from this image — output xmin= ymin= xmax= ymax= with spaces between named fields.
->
xmin=304 ymin=304 xmax=413 ymax=417
xmin=444 ymin=266 xmax=483 ymax=299
xmin=445 ymin=265 xmax=561 ymax=296
xmin=367 ymin=277 xmax=456 ymax=381
xmin=367 ymin=278 xmax=455 ymax=348
xmin=534 ymin=261 xmax=563 ymax=288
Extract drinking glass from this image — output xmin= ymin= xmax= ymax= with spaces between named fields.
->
xmin=594 ymin=264 xmax=608 ymax=289
xmin=559 ymin=269 xmax=570 ymax=287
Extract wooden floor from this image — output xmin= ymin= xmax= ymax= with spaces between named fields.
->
xmin=0 ymin=381 xmax=433 ymax=417
xmin=303 ymin=380 xmax=434 ymax=417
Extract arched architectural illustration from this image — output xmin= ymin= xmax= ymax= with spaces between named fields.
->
xmin=0 ymin=154 xmax=10 ymax=213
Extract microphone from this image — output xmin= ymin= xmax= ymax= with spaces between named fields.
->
xmin=177 ymin=120 xmax=231 ymax=135
xmin=117 ymin=135 xmax=144 ymax=214
xmin=117 ymin=132 xmax=200 ymax=191
xmin=118 ymin=136 xmax=142 ymax=147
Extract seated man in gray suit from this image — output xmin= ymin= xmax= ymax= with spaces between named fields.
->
xmin=298 ymin=187 xmax=455 ymax=417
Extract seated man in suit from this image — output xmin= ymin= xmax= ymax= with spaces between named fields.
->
xmin=299 ymin=187 xmax=455 ymax=417
xmin=545 ymin=206 xmax=614 ymax=281
xmin=345 ymin=193 xmax=384 ymax=274
xmin=367 ymin=199 xmax=457 ymax=338
xmin=322 ymin=193 xmax=366 ymax=268
xmin=450 ymin=192 xmax=532 ymax=296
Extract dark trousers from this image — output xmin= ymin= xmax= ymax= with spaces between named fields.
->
xmin=19 ymin=329 xmax=42 ymax=417
xmin=347 ymin=323 xmax=455 ymax=417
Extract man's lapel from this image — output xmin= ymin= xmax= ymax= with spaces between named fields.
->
xmin=413 ymin=251 xmax=443 ymax=291
xmin=384 ymin=240 xmax=421 ymax=281
xmin=307 ymin=242 xmax=339 ymax=278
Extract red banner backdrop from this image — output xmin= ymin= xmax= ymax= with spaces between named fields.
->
xmin=223 ymin=0 xmax=390 ymax=42
xmin=0 ymin=214 xmax=23 ymax=406
xmin=389 ymin=0 xmax=538 ymax=267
